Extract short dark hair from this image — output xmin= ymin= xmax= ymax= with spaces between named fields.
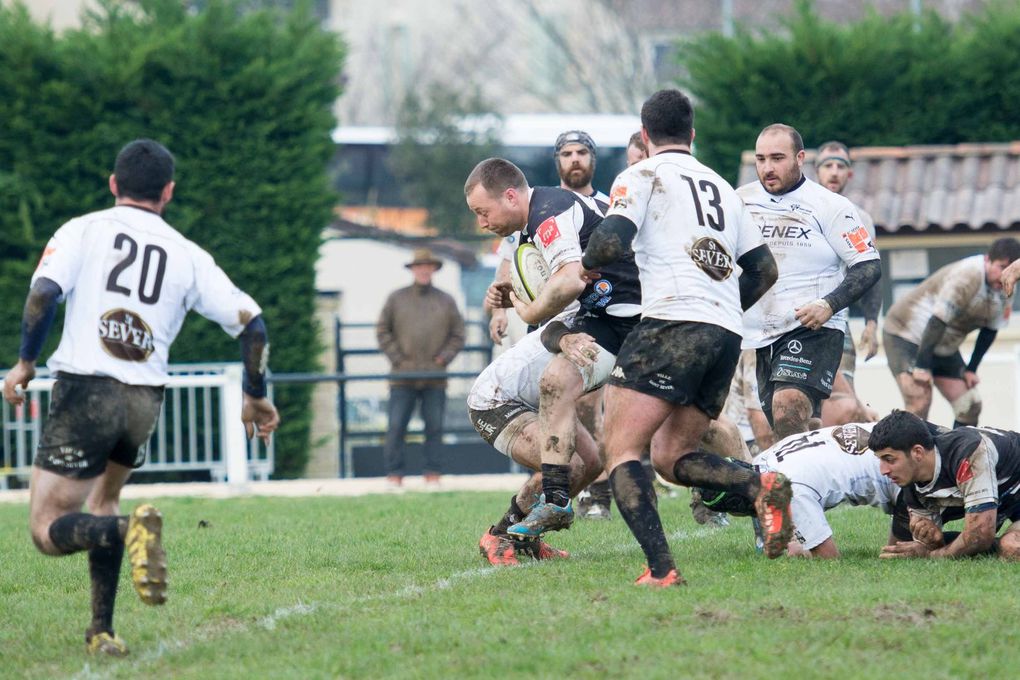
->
xmin=760 ymin=124 xmax=804 ymax=155
xmin=640 ymin=89 xmax=694 ymax=147
xmin=628 ymin=131 xmax=647 ymax=154
xmin=114 ymin=139 xmax=174 ymax=202
xmin=987 ymin=237 xmax=1020 ymax=264
xmin=817 ymin=140 xmax=849 ymax=157
xmin=868 ymin=410 xmax=934 ymax=454
xmin=464 ymin=157 xmax=527 ymax=197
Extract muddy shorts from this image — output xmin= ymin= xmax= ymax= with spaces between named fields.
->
xmin=608 ymin=318 xmax=741 ymax=418
xmin=469 ymin=403 xmax=536 ymax=457
xmin=571 ymin=311 xmax=639 ymax=356
xmin=756 ymin=326 xmax=843 ymax=424
xmin=34 ymin=373 xmax=164 ymax=479
xmin=882 ymin=331 xmax=966 ymax=379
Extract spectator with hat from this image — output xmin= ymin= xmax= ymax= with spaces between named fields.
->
xmin=376 ymin=248 xmax=465 ymax=488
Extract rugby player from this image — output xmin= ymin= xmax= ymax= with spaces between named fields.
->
xmin=738 ymin=125 xmax=882 ymax=439
xmin=882 ymin=238 xmax=1020 ymax=427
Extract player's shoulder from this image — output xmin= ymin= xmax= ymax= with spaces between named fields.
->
xmin=530 ymin=186 xmax=579 ymax=220
xmin=736 ymin=180 xmax=765 ymax=201
xmin=934 ymin=427 xmax=982 ymax=461
xmin=802 ymin=178 xmax=858 ymax=216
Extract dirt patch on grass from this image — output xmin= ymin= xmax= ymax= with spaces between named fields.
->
xmin=871 ymin=604 xmax=937 ymax=625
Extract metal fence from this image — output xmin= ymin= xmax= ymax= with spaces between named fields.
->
xmin=0 ymin=364 xmax=272 ymax=488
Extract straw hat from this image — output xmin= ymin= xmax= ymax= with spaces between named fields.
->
xmin=406 ymin=247 xmax=443 ymax=269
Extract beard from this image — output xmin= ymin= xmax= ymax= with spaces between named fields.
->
xmin=560 ymin=164 xmax=594 ymax=190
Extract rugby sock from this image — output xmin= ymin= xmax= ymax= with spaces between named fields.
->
xmin=673 ymin=451 xmax=760 ymax=499
xmin=610 ymin=461 xmax=674 ymax=578
xmin=48 ymin=513 xmax=128 ymax=554
xmin=541 ymin=464 xmax=572 ymax=507
xmin=492 ymin=496 xmax=525 ymax=535
xmin=87 ymin=542 xmax=124 ymax=638
xmin=589 ymin=480 xmax=612 ymax=509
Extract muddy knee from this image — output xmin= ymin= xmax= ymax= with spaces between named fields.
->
xmin=772 ymin=388 xmax=813 ymax=438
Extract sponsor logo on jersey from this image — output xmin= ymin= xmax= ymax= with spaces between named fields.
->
xmin=610 ymin=366 xmax=626 ymax=379
xmin=594 ymin=280 xmax=613 ymax=296
xmin=760 ymin=224 xmax=811 ymax=240
xmin=831 ymin=424 xmax=869 ymax=455
xmin=689 ymin=237 xmax=733 ymax=281
xmin=98 ymin=308 xmax=155 ymax=362
xmin=786 ymin=339 xmax=803 ymax=354
xmin=35 ymin=245 xmax=56 ymax=272
xmin=609 ymin=184 xmax=628 ymax=210
xmin=956 ymin=458 xmax=975 ymax=484
xmin=537 ymin=217 xmax=561 ymax=247
xmin=842 ymin=225 xmax=874 ymax=253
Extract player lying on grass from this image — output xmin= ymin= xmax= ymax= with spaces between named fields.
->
xmin=870 ymin=410 xmax=1020 ymax=560
xmin=693 ymin=422 xmax=922 ymax=558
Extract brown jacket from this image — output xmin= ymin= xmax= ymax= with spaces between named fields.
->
xmin=376 ymin=283 xmax=465 ymax=387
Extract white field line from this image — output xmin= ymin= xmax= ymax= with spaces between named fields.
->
xmin=71 ymin=527 xmax=716 ymax=679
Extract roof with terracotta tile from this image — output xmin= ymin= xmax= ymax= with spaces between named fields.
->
xmin=738 ymin=142 xmax=1020 ymax=234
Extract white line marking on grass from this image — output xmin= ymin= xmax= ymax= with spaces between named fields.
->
xmin=71 ymin=564 xmax=536 ymax=679
xmin=71 ymin=528 xmax=725 ymax=678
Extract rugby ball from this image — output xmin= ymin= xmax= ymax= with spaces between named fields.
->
xmin=510 ymin=242 xmax=551 ymax=302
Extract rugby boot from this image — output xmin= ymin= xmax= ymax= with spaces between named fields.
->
xmin=690 ymin=490 xmax=730 ymax=527
xmin=584 ymin=502 xmax=612 ymax=520
xmin=534 ymin=540 xmax=570 ymax=560
xmin=634 ymin=566 xmax=687 ymax=588
xmin=506 ymin=494 xmax=574 ymax=539
xmin=753 ymin=472 xmax=794 ymax=559
xmin=86 ymin=631 xmax=129 ymax=657
xmin=126 ymin=504 xmax=168 ymax=605
xmin=479 ymin=528 xmax=519 ymax=566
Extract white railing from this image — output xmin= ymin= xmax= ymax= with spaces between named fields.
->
xmin=0 ymin=363 xmax=272 ymax=488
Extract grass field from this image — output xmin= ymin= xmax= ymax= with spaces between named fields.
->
xmin=0 ymin=488 xmax=1014 ymax=679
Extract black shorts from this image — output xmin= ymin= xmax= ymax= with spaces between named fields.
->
xmin=756 ymin=326 xmax=844 ymax=422
xmin=35 ymin=373 xmax=164 ymax=479
xmin=571 ymin=311 xmax=639 ymax=356
xmin=609 ymin=319 xmax=741 ymax=418
xmin=839 ymin=324 xmax=857 ymax=379
xmin=468 ymin=402 xmax=535 ymax=456
xmin=882 ymin=331 xmax=966 ymax=380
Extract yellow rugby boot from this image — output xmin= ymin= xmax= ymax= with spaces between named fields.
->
xmin=126 ymin=504 xmax=168 ymax=605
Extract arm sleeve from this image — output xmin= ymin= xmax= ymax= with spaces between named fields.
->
xmin=238 ymin=316 xmax=269 ymax=398
xmin=858 ymin=275 xmax=883 ymax=323
xmin=967 ymin=328 xmax=997 ymax=372
xmin=914 ymin=316 xmax=948 ymax=370
xmin=822 ymin=260 xmax=883 ymax=313
xmin=736 ymin=244 xmax=778 ymax=311
xmin=18 ymin=278 xmax=63 ymax=362
xmin=582 ymin=214 xmax=637 ymax=270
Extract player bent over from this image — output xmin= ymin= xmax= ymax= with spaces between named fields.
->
xmin=583 ymin=90 xmax=789 ymax=587
xmin=870 ymin=411 xmax=1020 ymax=560
xmin=469 ymin=313 xmax=609 ymax=564
xmin=2 ymin=140 xmax=279 ymax=656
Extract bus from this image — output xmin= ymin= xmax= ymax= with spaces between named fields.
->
xmin=331 ymin=113 xmax=642 ymax=208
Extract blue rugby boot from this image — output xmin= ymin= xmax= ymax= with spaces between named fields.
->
xmin=507 ymin=494 xmax=574 ymax=539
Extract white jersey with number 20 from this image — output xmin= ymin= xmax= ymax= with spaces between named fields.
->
xmin=33 ymin=205 xmax=261 ymax=386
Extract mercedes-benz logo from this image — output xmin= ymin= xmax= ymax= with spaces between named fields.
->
xmin=787 ymin=339 xmax=803 ymax=354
